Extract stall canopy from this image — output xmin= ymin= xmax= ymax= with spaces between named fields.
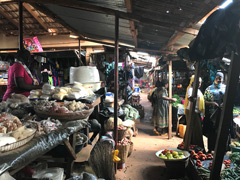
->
xmin=0 ymin=0 xmax=225 ymax=55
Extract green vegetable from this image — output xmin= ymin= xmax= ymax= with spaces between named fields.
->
xmin=197 ymin=167 xmax=210 ymax=179
xmin=221 ymin=166 xmax=240 ymax=179
xmin=172 ymin=94 xmax=182 ymax=107
xmin=229 ymin=152 xmax=240 ymax=165
xmin=233 ymin=107 xmax=240 ymax=115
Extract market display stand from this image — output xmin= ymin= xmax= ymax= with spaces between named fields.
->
xmin=0 ymin=97 xmax=101 ymax=179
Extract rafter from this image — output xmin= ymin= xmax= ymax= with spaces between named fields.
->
xmin=125 ymin=0 xmax=137 ymax=48
xmin=23 ymin=2 xmax=48 ymax=31
xmin=0 ymin=7 xmax=18 ymax=27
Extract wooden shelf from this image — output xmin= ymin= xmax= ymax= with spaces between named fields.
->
xmin=75 ymin=132 xmax=99 ymax=162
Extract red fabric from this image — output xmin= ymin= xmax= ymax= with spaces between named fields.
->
xmin=3 ymin=63 xmax=33 ymax=101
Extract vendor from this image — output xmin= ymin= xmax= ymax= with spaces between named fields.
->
xmin=203 ymin=72 xmax=229 ymax=153
xmin=184 ymin=75 xmax=205 ymax=149
xmin=3 ymin=49 xmax=43 ymax=101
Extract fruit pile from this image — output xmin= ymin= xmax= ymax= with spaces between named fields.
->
xmin=178 ymin=141 xmax=197 ymax=150
xmin=223 ymin=159 xmax=231 ymax=169
xmin=230 ymin=141 xmax=240 ymax=147
xmin=158 ymin=149 xmax=186 ymax=160
xmin=190 ymin=150 xmax=213 ymax=161
xmin=208 ymin=160 xmax=231 ymax=170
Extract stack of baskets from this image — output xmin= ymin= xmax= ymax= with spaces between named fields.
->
xmin=117 ymin=126 xmax=134 ymax=168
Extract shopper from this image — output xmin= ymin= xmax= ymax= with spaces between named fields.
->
xmin=203 ymin=72 xmax=229 ymax=153
xmin=3 ymin=49 xmax=43 ymax=101
xmin=184 ymin=75 xmax=205 ymax=149
xmin=152 ymin=79 xmax=177 ymax=135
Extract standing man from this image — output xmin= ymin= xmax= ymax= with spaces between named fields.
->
xmin=203 ymin=72 xmax=227 ymax=153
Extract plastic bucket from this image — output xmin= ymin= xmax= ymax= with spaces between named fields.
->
xmin=179 ymin=124 xmax=186 ymax=138
xmin=134 ymin=87 xmax=140 ymax=93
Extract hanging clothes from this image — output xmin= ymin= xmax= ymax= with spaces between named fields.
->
xmin=134 ymin=66 xmax=144 ymax=79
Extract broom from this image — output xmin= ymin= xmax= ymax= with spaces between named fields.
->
xmin=89 ymin=141 xmax=116 ymax=180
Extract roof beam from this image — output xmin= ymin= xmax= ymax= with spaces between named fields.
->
xmin=161 ymin=0 xmax=224 ymax=51
xmin=23 ymin=2 xmax=48 ymax=31
xmin=125 ymin=0 xmax=137 ymax=48
xmin=28 ymin=3 xmax=84 ymax=38
xmin=0 ymin=7 xmax=18 ymax=28
xmin=21 ymin=0 xmax=197 ymax=35
xmin=131 ymin=48 xmax=175 ymax=55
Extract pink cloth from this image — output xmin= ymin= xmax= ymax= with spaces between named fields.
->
xmin=3 ymin=63 xmax=33 ymax=101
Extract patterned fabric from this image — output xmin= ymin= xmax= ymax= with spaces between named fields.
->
xmin=152 ymin=87 xmax=169 ymax=129
xmin=204 ymin=83 xmax=226 ymax=115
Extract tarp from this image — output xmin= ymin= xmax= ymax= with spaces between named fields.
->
xmin=0 ymin=118 xmax=88 ymax=175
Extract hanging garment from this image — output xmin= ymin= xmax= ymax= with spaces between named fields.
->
xmin=134 ymin=66 xmax=144 ymax=79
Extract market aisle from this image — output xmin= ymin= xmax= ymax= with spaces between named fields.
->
xmin=116 ymin=89 xmax=184 ymax=180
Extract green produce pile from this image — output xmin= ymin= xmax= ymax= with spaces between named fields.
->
xmin=221 ymin=152 xmax=240 ymax=179
xmin=233 ymin=107 xmax=240 ymax=115
xmin=197 ymin=167 xmax=210 ymax=180
xmin=229 ymin=152 xmax=240 ymax=165
xmin=123 ymin=104 xmax=140 ymax=120
xmin=158 ymin=149 xmax=185 ymax=159
xmin=221 ymin=166 xmax=240 ymax=179
xmin=172 ymin=94 xmax=182 ymax=107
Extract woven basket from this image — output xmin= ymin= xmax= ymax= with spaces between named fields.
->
xmin=117 ymin=129 xmax=127 ymax=141
xmin=118 ymin=143 xmax=130 ymax=163
xmin=127 ymin=142 xmax=133 ymax=157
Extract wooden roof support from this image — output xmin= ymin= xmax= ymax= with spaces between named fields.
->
xmin=125 ymin=0 xmax=137 ymax=48
xmin=23 ymin=2 xmax=48 ymax=31
xmin=210 ymin=52 xmax=240 ymax=180
xmin=28 ymin=3 xmax=84 ymax=39
xmin=0 ymin=7 xmax=18 ymax=28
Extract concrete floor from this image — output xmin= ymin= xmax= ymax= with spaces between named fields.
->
xmin=116 ymin=90 xmax=186 ymax=180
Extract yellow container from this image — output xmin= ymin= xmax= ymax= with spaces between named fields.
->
xmin=179 ymin=124 xmax=186 ymax=138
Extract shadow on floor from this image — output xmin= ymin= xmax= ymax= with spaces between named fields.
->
xmin=143 ymin=165 xmax=168 ymax=180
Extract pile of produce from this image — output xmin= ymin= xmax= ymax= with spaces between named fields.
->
xmin=233 ymin=107 xmax=240 ymax=115
xmin=230 ymin=141 xmax=240 ymax=147
xmin=172 ymin=94 xmax=182 ymax=107
xmin=191 ymin=150 xmax=213 ymax=161
xmin=178 ymin=141 xmax=197 ymax=150
xmin=158 ymin=149 xmax=186 ymax=160
xmin=0 ymin=112 xmax=22 ymax=133
xmin=29 ymin=82 xmax=94 ymax=101
xmin=34 ymin=100 xmax=88 ymax=113
xmin=123 ymin=104 xmax=140 ymax=120
xmin=0 ymin=113 xmax=36 ymax=147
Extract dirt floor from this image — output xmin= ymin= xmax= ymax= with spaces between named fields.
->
xmin=115 ymin=89 xmax=207 ymax=180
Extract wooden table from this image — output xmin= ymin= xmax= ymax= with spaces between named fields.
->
xmin=0 ymin=119 xmax=88 ymax=178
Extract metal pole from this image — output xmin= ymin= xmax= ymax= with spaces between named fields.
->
xmin=19 ymin=0 xmax=24 ymax=50
xmin=114 ymin=15 xmax=119 ymax=148
xmin=210 ymin=52 xmax=240 ymax=180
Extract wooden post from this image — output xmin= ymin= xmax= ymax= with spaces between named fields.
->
xmin=114 ymin=15 xmax=119 ymax=148
xmin=210 ymin=52 xmax=240 ymax=180
xmin=78 ymin=38 xmax=82 ymax=65
xmin=184 ymin=61 xmax=200 ymax=150
xmin=168 ymin=60 xmax=172 ymax=139
xmin=19 ymin=0 xmax=23 ymax=50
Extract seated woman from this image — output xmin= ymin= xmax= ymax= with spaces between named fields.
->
xmin=3 ymin=49 xmax=42 ymax=101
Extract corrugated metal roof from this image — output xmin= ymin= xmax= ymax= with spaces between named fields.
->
xmin=0 ymin=0 xmax=226 ymax=55
xmin=45 ymin=4 xmax=134 ymax=46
